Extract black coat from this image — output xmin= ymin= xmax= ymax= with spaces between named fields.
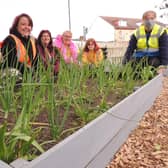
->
xmin=1 ymin=30 xmax=38 ymax=74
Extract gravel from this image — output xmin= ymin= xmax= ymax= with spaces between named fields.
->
xmin=106 ymin=76 xmax=168 ymax=168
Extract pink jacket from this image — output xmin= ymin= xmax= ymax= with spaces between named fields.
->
xmin=53 ymin=35 xmax=78 ymax=64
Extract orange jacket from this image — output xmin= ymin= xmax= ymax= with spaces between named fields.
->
xmin=82 ymin=49 xmax=103 ymax=65
xmin=10 ymin=34 xmax=36 ymax=67
xmin=0 ymin=41 xmax=3 ymax=49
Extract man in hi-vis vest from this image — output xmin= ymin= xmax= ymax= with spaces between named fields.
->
xmin=122 ymin=10 xmax=168 ymax=74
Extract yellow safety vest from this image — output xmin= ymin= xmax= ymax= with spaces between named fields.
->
xmin=134 ymin=24 xmax=164 ymax=51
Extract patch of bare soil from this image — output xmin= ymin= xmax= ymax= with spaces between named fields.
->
xmin=0 ymin=81 xmax=125 ymax=158
xmin=106 ymin=76 xmax=168 ymax=168
xmin=32 ymin=88 xmax=125 ymax=151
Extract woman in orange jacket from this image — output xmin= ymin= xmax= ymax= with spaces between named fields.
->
xmin=1 ymin=13 xmax=38 ymax=74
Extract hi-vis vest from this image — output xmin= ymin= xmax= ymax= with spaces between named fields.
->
xmin=134 ymin=24 xmax=164 ymax=57
xmin=166 ymin=28 xmax=168 ymax=34
xmin=10 ymin=34 xmax=36 ymax=67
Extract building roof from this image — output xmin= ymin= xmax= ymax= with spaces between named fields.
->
xmin=100 ymin=16 xmax=166 ymax=30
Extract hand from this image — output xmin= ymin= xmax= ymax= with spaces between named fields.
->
xmin=122 ymin=57 xmax=127 ymax=65
xmin=157 ymin=66 xmax=167 ymax=74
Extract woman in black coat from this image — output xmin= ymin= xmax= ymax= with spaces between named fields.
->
xmin=1 ymin=13 xmax=38 ymax=74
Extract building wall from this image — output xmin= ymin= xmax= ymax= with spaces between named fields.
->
xmin=114 ymin=29 xmax=134 ymax=42
xmin=74 ymin=27 xmax=136 ymax=60
xmin=86 ymin=17 xmax=115 ymax=42
xmin=97 ymin=29 xmax=135 ymax=59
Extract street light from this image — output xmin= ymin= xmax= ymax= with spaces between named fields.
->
xmin=68 ymin=0 xmax=71 ymax=31
xmin=83 ymin=26 xmax=88 ymax=40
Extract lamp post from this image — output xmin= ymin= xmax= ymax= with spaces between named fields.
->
xmin=83 ymin=26 xmax=88 ymax=41
xmin=68 ymin=0 xmax=71 ymax=31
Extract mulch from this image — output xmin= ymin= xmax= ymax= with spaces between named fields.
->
xmin=106 ymin=76 xmax=168 ymax=168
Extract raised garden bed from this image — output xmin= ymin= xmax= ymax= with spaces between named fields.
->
xmin=0 ymin=61 xmax=162 ymax=167
xmin=0 ymin=73 xmax=162 ymax=168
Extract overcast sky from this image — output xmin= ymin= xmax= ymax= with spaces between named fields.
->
xmin=0 ymin=0 xmax=164 ymax=40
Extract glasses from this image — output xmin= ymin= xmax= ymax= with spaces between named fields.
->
xmin=63 ymin=35 xmax=72 ymax=38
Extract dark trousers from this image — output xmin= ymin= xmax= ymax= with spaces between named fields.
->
xmin=131 ymin=56 xmax=160 ymax=68
xmin=130 ymin=56 xmax=160 ymax=79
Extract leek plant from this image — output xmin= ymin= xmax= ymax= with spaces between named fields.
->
xmin=0 ymin=122 xmax=44 ymax=163
xmin=72 ymin=87 xmax=100 ymax=125
xmin=140 ymin=66 xmax=156 ymax=84
xmin=94 ymin=62 xmax=112 ymax=111
xmin=109 ymin=63 xmax=123 ymax=88
xmin=0 ymin=49 xmax=158 ymax=163
xmin=47 ymin=59 xmax=85 ymax=139
xmin=95 ymin=61 xmax=110 ymax=94
xmin=0 ymin=67 xmax=19 ymax=119
xmin=120 ymin=62 xmax=137 ymax=96
xmin=0 ymin=65 xmax=46 ymax=163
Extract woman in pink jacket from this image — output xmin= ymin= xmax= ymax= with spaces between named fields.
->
xmin=53 ymin=30 xmax=78 ymax=64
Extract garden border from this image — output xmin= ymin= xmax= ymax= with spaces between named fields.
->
xmin=0 ymin=74 xmax=163 ymax=168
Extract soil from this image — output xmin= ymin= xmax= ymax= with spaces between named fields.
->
xmin=32 ymin=88 xmax=125 ymax=151
xmin=1 ymin=75 xmax=164 ymax=166
xmin=0 ymin=80 xmax=126 ymax=159
xmin=106 ymin=76 xmax=168 ymax=168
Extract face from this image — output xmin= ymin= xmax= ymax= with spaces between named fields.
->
xmin=62 ymin=33 xmax=72 ymax=46
xmin=143 ymin=12 xmax=156 ymax=31
xmin=144 ymin=12 xmax=156 ymax=21
xmin=41 ymin=32 xmax=51 ymax=47
xmin=17 ymin=16 xmax=32 ymax=37
xmin=87 ymin=42 xmax=95 ymax=51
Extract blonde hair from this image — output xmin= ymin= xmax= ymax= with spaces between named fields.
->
xmin=62 ymin=30 xmax=72 ymax=37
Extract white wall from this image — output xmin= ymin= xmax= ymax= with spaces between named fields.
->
xmin=86 ymin=17 xmax=115 ymax=42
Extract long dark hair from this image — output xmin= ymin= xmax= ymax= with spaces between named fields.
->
xmin=10 ymin=13 xmax=33 ymax=34
xmin=37 ymin=30 xmax=53 ymax=52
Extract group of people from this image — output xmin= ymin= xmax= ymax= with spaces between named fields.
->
xmin=1 ymin=10 xmax=168 ymax=80
xmin=0 ymin=13 xmax=103 ymax=79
